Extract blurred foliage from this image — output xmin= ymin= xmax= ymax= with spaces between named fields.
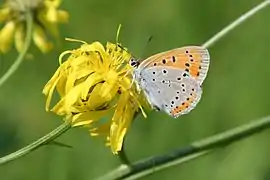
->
xmin=0 ymin=0 xmax=270 ymax=179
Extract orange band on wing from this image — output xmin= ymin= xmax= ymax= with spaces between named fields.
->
xmin=170 ymin=93 xmax=196 ymax=116
xmin=141 ymin=47 xmax=205 ymax=79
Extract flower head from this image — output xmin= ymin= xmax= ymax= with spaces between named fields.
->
xmin=43 ymin=39 xmax=146 ymax=154
xmin=0 ymin=0 xmax=69 ymax=53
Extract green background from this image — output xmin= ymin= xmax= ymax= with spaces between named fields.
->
xmin=1 ymin=0 xmax=270 ymax=179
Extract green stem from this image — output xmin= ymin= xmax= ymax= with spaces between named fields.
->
xmin=97 ymin=115 xmax=270 ymax=180
xmin=118 ymin=144 xmax=131 ymax=165
xmin=0 ymin=11 xmax=33 ymax=88
xmin=0 ymin=121 xmax=71 ymax=165
xmin=202 ymin=0 xmax=270 ymax=48
xmin=97 ymin=151 xmax=210 ymax=180
xmin=124 ymin=151 xmax=210 ymax=180
xmin=116 ymin=112 xmax=142 ymax=165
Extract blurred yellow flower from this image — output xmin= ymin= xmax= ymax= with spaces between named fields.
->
xmin=43 ymin=39 xmax=146 ymax=154
xmin=0 ymin=0 xmax=69 ymax=53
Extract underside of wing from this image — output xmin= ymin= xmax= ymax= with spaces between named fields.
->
xmin=138 ymin=67 xmax=202 ymax=118
xmin=139 ymin=46 xmax=210 ymax=85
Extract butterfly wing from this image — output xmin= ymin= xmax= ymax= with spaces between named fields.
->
xmin=137 ymin=66 xmax=202 ymax=118
xmin=138 ymin=46 xmax=210 ymax=85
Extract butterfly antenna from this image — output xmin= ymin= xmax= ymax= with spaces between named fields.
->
xmin=140 ymin=35 xmax=153 ymax=58
xmin=116 ymin=24 xmax=122 ymax=44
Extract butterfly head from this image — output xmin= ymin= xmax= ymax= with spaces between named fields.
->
xmin=129 ymin=57 xmax=140 ymax=68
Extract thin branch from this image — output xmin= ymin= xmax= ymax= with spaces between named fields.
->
xmin=124 ymin=151 xmax=210 ymax=180
xmin=202 ymin=0 xmax=270 ymax=48
xmin=118 ymin=145 xmax=131 ymax=165
xmin=98 ymin=151 xmax=210 ymax=180
xmin=98 ymin=115 xmax=270 ymax=180
xmin=0 ymin=121 xmax=71 ymax=165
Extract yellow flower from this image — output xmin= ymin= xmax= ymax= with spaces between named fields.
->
xmin=0 ymin=0 xmax=69 ymax=53
xmin=43 ymin=39 xmax=146 ymax=154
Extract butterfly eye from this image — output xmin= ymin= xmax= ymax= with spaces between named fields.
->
xmin=130 ymin=58 xmax=139 ymax=67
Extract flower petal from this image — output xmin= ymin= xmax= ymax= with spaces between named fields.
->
xmin=100 ymin=70 xmax=119 ymax=98
xmin=0 ymin=21 xmax=15 ymax=53
xmin=110 ymin=92 xmax=135 ymax=154
xmin=57 ymin=10 xmax=69 ymax=23
xmin=14 ymin=23 xmax=25 ymax=52
xmin=46 ymin=7 xmax=58 ymax=23
xmin=43 ymin=67 xmax=63 ymax=111
xmin=32 ymin=25 xmax=53 ymax=53
xmin=87 ymin=83 xmax=116 ymax=110
xmin=0 ymin=8 xmax=10 ymax=22
xmin=52 ymin=83 xmax=86 ymax=114
xmin=72 ymin=110 xmax=110 ymax=126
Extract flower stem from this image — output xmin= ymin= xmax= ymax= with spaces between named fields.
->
xmin=97 ymin=115 xmax=270 ymax=180
xmin=0 ymin=121 xmax=71 ymax=165
xmin=118 ymin=144 xmax=131 ymax=165
xmin=0 ymin=11 xmax=33 ymax=88
xmin=202 ymin=0 xmax=270 ymax=48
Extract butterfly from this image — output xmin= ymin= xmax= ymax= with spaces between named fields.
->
xmin=130 ymin=46 xmax=210 ymax=118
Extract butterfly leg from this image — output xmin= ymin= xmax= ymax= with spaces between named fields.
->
xmin=153 ymin=105 xmax=160 ymax=111
xmin=129 ymin=74 xmax=135 ymax=89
